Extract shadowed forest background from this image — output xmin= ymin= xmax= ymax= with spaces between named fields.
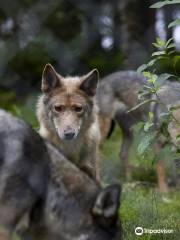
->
xmin=0 ymin=0 xmax=179 ymax=123
xmin=0 ymin=0 xmax=180 ymax=239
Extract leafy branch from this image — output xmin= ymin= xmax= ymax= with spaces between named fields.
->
xmin=134 ymin=28 xmax=180 ymax=158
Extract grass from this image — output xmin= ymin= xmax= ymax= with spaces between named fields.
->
xmin=120 ymin=186 xmax=180 ymax=240
xmin=100 ymin=126 xmax=180 ymax=240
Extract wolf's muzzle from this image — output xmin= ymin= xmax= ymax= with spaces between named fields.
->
xmin=64 ymin=130 xmax=75 ymax=140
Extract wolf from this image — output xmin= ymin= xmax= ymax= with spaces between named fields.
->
xmin=36 ymin=64 xmax=101 ymax=180
xmin=97 ymin=71 xmax=146 ymax=177
xmin=0 ymin=109 xmax=122 ymax=240
xmin=97 ymin=71 xmax=180 ymax=191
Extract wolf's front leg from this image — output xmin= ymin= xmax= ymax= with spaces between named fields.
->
xmin=80 ymin=143 xmax=100 ymax=182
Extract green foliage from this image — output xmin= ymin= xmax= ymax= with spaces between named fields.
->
xmin=135 ymin=20 xmax=180 ymax=164
xmin=0 ymin=91 xmax=39 ymax=130
xmin=136 ymin=0 xmax=180 ymax=162
xmin=137 ymin=38 xmax=180 ymax=76
xmin=12 ymin=103 xmax=38 ymax=130
xmin=0 ymin=90 xmax=16 ymax=110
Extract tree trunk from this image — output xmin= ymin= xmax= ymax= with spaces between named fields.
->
xmin=118 ymin=0 xmax=156 ymax=69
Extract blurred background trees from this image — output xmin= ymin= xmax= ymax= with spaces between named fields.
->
xmin=0 ymin=0 xmax=179 ymax=123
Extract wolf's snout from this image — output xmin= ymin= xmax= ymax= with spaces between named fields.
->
xmin=64 ymin=129 xmax=75 ymax=140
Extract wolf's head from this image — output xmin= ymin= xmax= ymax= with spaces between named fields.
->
xmin=41 ymin=64 xmax=99 ymax=141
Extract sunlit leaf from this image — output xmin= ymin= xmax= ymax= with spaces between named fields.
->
xmin=157 ymin=38 xmax=165 ymax=47
xmin=137 ymin=64 xmax=147 ymax=73
xmin=149 ymin=112 xmax=154 ymax=120
xmin=152 ymin=51 xmax=166 ymax=56
xmin=147 ymin=59 xmax=157 ymax=67
xmin=144 ymin=122 xmax=154 ymax=132
xmin=150 ymin=0 xmax=180 ymax=8
xmin=167 ymin=44 xmax=175 ymax=49
xmin=168 ymin=19 xmax=180 ymax=28
xmin=165 ymin=37 xmax=174 ymax=47
xmin=143 ymin=71 xmax=152 ymax=79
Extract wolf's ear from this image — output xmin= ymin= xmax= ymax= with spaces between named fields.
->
xmin=92 ymin=184 xmax=121 ymax=227
xmin=42 ymin=64 xmax=61 ymax=93
xmin=80 ymin=69 xmax=99 ymax=96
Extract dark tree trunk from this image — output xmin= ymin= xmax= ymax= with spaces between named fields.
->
xmin=118 ymin=0 xmax=156 ymax=69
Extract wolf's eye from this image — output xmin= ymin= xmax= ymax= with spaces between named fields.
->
xmin=54 ymin=105 xmax=65 ymax=112
xmin=74 ymin=106 xmax=83 ymax=113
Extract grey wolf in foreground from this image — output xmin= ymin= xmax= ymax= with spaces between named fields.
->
xmin=37 ymin=64 xmax=101 ymax=180
xmin=97 ymin=71 xmax=180 ymax=191
xmin=0 ymin=109 xmax=122 ymax=240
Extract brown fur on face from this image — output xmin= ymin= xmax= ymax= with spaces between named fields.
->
xmin=44 ymin=89 xmax=93 ymax=141
xmin=37 ymin=64 xmax=101 ymax=180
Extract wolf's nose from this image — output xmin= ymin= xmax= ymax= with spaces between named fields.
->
xmin=64 ymin=130 xmax=75 ymax=140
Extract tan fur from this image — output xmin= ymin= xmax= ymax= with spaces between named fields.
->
xmin=36 ymin=64 xmax=101 ymax=180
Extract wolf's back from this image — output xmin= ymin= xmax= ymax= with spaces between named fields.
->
xmin=97 ymin=70 xmax=145 ymax=117
xmin=0 ymin=109 xmax=49 ymax=197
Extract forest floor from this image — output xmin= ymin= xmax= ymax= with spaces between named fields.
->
xmin=101 ymin=126 xmax=180 ymax=240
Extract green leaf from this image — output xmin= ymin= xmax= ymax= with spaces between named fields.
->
xmin=168 ymin=19 xmax=180 ymax=28
xmin=157 ymin=38 xmax=165 ymax=47
xmin=173 ymin=56 xmax=180 ymax=72
xmin=143 ymin=71 xmax=152 ymax=78
xmin=152 ymin=42 xmax=161 ymax=48
xmin=147 ymin=73 xmax=158 ymax=84
xmin=150 ymin=1 xmax=166 ymax=8
xmin=147 ymin=59 xmax=157 ymax=67
xmin=138 ymin=132 xmax=156 ymax=156
xmin=149 ymin=112 xmax=154 ymax=120
xmin=143 ymin=85 xmax=153 ymax=90
xmin=156 ymin=73 xmax=174 ymax=86
xmin=144 ymin=122 xmax=154 ymax=132
xmin=165 ymin=37 xmax=174 ymax=47
xmin=166 ymin=43 xmax=175 ymax=49
xmin=12 ymin=105 xmax=23 ymax=118
xmin=152 ymin=51 xmax=166 ymax=56
xmin=152 ymin=38 xmax=165 ymax=49
xmin=176 ymin=134 xmax=180 ymax=141
xmin=137 ymin=64 xmax=147 ymax=73
xmin=150 ymin=0 xmax=180 ymax=8
xmin=170 ymin=105 xmax=180 ymax=111
xmin=168 ymin=50 xmax=176 ymax=55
